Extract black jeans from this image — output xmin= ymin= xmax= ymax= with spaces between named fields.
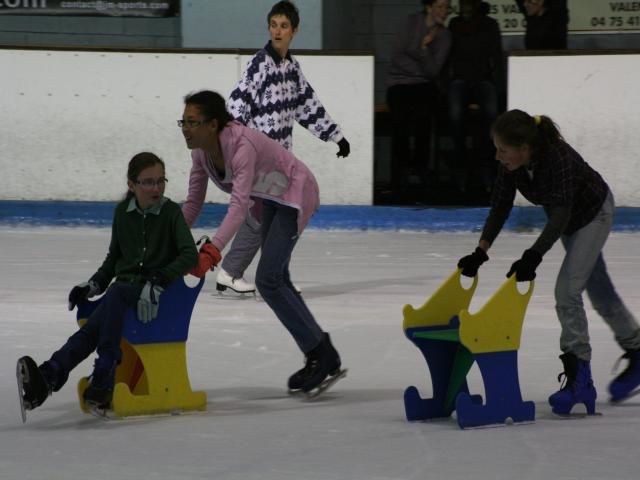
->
xmin=386 ymin=82 xmax=438 ymax=187
xmin=447 ymin=79 xmax=498 ymax=171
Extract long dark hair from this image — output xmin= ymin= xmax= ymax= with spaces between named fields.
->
xmin=491 ymin=109 xmax=563 ymax=153
xmin=125 ymin=152 xmax=165 ymax=200
xmin=184 ymin=90 xmax=233 ymax=131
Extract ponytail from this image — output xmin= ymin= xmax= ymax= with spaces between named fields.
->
xmin=492 ymin=109 xmax=563 ymax=151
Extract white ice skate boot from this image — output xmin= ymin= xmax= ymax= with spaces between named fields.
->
xmin=216 ymin=268 xmax=256 ymax=295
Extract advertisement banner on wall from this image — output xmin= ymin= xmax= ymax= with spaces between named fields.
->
xmin=449 ymin=0 xmax=640 ymax=34
xmin=0 ymin=1 xmax=179 ymax=17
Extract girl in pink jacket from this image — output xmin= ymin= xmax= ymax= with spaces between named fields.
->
xmin=180 ymin=90 xmax=345 ymax=396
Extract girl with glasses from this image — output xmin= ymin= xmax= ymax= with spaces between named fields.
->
xmin=16 ymin=152 xmax=199 ymax=420
xmin=180 ymin=90 xmax=346 ymax=397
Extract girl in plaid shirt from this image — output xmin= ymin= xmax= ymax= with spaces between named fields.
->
xmin=457 ymin=109 xmax=640 ymax=415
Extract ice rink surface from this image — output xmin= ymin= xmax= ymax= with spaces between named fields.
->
xmin=1 ymin=226 xmax=639 ymax=480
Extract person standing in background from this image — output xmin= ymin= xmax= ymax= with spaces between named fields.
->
xmin=386 ymin=0 xmax=452 ymax=191
xmin=515 ymin=0 xmax=569 ymax=49
xmin=446 ymin=0 xmax=504 ymax=193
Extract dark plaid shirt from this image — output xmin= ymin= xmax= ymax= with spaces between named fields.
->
xmin=481 ymin=140 xmax=609 ymax=255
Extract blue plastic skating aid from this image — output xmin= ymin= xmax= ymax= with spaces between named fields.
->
xmin=403 ymin=271 xmax=536 ymax=429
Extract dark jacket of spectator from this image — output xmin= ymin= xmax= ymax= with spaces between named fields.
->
xmin=515 ymin=0 xmax=569 ymax=50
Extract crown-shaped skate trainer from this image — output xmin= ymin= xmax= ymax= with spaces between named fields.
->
xmin=75 ymin=277 xmax=207 ymax=418
xmin=403 ymin=269 xmax=535 ymax=429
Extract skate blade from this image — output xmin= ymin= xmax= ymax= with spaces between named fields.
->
xmin=213 ymin=289 xmax=258 ymax=300
xmin=16 ymin=361 xmax=28 ymax=423
xmin=610 ymin=388 xmax=640 ymax=404
xmin=459 ymin=419 xmax=536 ymax=430
xmin=551 ymin=411 xmax=602 ymax=419
xmin=88 ymin=407 xmax=112 ymax=420
xmin=85 ymin=401 xmax=116 ymax=420
xmin=303 ymin=368 xmax=348 ymax=400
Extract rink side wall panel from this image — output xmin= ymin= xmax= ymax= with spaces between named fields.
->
xmin=508 ymin=51 xmax=640 ymax=207
xmin=0 ymin=47 xmax=374 ymax=205
xmin=2 ymin=48 xmax=639 ymax=207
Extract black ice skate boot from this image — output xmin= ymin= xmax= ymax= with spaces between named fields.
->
xmin=288 ymin=333 xmax=343 ymax=395
xmin=17 ymin=357 xmax=62 ymax=410
xmin=83 ymin=356 xmax=117 ymax=409
xmin=609 ymin=348 xmax=640 ymax=403
xmin=548 ymin=352 xmax=597 ymax=416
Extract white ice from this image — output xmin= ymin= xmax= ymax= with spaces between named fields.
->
xmin=1 ymin=226 xmax=639 ymax=480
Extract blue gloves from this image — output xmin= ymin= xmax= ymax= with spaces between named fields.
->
xmin=457 ymin=247 xmax=489 ymax=277
xmin=68 ymin=280 xmax=101 ymax=310
xmin=507 ymin=249 xmax=542 ymax=282
xmin=337 ymin=138 xmax=350 ymax=158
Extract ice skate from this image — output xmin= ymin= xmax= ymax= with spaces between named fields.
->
xmin=83 ymin=356 xmax=117 ymax=410
xmin=609 ymin=349 xmax=640 ymax=403
xmin=548 ymin=353 xmax=598 ymax=416
xmin=16 ymin=356 xmax=54 ymax=422
xmin=215 ymin=268 xmax=256 ymax=298
xmin=288 ymin=333 xmax=346 ymax=398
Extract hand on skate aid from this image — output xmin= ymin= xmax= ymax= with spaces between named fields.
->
xmin=189 ymin=235 xmax=222 ymax=278
xmin=457 ymin=247 xmax=489 ymax=277
xmin=507 ymin=249 xmax=542 ymax=282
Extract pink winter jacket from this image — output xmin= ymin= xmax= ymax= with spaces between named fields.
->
xmin=182 ymin=121 xmax=320 ymax=251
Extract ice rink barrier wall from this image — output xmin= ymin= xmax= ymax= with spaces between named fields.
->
xmin=0 ymin=47 xmax=374 ymax=205
xmin=508 ymin=50 xmax=640 ymax=207
xmin=2 ymin=48 xmax=639 ymax=208
xmin=2 ymin=201 xmax=640 ymax=231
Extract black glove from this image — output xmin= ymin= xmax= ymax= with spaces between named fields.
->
xmin=507 ymin=249 xmax=542 ymax=282
xmin=457 ymin=247 xmax=489 ymax=277
xmin=68 ymin=280 xmax=101 ymax=311
xmin=336 ymin=138 xmax=350 ymax=158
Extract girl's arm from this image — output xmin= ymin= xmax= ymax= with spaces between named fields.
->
xmin=157 ymin=206 xmax=199 ymax=284
xmin=181 ymin=151 xmax=210 ymax=227
xmin=211 ymin=141 xmax=257 ymax=251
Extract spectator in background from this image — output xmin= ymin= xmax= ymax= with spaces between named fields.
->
xmin=515 ymin=0 xmax=569 ymax=49
xmin=386 ymin=0 xmax=452 ymax=191
xmin=446 ymin=0 xmax=504 ymax=193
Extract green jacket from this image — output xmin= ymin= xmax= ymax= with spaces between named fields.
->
xmin=91 ymin=196 xmax=198 ymax=290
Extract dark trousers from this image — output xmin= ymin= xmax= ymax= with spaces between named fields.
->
xmin=447 ymin=79 xmax=498 ymax=184
xmin=255 ymin=200 xmax=323 ymax=354
xmin=386 ymin=82 xmax=438 ymax=187
xmin=49 ymin=282 xmax=142 ymax=387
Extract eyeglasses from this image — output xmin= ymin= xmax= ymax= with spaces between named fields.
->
xmin=177 ymin=119 xmax=209 ymax=129
xmin=135 ymin=177 xmax=168 ymax=188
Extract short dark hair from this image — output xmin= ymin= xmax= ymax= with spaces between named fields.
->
xmin=268 ymin=1 xmax=300 ymax=29
xmin=184 ymin=90 xmax=233 ymax=130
